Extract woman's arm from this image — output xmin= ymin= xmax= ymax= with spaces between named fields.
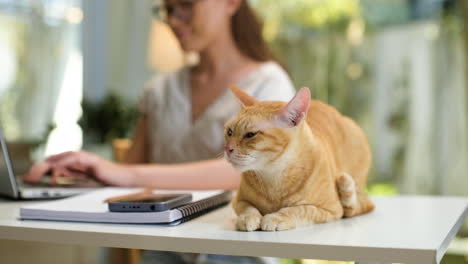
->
xmin=25 ymin=116 xmax=241 ymax=190
xmin=128 ymin=158 xmax=241 ymax=190
xmin=122 ymin=116 xmax=240 ymax=189
xmin=123 ymin=116 xmax=240 ymax=190
xmin=24 ymin=151 xmax=240 ymax=190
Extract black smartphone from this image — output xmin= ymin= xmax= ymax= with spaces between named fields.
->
xmin=108 ymin=193 xmax=193 ymax=212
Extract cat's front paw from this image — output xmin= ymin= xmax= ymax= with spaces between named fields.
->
xmin=261 ymin=213 xmax=296 ymax=231
xmin=236 ymin=213 xmax=262 ymax=231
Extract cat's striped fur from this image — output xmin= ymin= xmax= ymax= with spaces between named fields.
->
xmin=224 ymin=85 xmax=374 ymax=231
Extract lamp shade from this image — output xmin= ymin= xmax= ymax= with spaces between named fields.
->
xmin=147 ymin=20 xmax=185 ymax=72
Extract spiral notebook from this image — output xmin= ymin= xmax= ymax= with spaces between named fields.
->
xmin=19 ymin=188 xmax=232 ymax=225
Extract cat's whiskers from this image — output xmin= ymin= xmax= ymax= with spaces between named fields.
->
xmin=232 ymin=155 xmax=252 ymax=161
xmin=227 ymin=153 xmax=257 ymax=171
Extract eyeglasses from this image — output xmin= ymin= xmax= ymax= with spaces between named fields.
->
xmin=152 ymin=0 xmax=201 ymax=23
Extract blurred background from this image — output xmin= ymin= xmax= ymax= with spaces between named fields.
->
xmin=0 ymin=0 xmax=467 ymax=263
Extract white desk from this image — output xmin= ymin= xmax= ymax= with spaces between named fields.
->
xmin=0 ymin=195 xmax=466 ymax=264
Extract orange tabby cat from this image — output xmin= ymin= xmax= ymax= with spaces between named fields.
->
xmin=224 ymin=85 xmax=374 ymax=231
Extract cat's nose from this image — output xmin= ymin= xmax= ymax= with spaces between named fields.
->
xmin=225 ymin=145 xmax=234 ymax=155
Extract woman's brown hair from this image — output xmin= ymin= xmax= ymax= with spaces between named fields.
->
xmin=231 ymin=1 xmax=276 ymax=62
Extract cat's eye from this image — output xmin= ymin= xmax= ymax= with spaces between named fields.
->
xmin=244 ymin=132 xmax=257 ymax=139
xmin=227 ymin=128 xmax=233 ymax=136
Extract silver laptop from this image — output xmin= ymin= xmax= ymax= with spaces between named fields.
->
xmin=0 ymin=128 xmax=100 ymax=200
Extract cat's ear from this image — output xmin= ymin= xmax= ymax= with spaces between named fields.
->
xmin=275 ymin=87 xmax=311 ymax=128
xmin=230 ymin=84 xmax=258 ymax=107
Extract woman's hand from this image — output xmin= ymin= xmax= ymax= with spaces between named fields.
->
xmin=23 ymin=151 xmax=136 ymax=187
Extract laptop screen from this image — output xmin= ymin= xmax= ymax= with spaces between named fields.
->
xmin=0 ymin=129 xmax=20 ymax=199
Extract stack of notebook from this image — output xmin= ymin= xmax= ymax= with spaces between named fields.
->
xmin=20 ymin=188 xmax=232 ymax=225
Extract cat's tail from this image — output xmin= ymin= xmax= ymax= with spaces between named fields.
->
xmin=336 ymin=173 xmax=375 ymax=217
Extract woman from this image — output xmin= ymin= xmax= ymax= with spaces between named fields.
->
xmin=25 ymin=0 xmax=295 ymax=190
xmin=26 ymin=0 xmax=295 ymax=263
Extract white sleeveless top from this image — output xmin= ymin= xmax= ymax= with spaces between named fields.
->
xmin=139 ymin=62 xmax=295 ymax=164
